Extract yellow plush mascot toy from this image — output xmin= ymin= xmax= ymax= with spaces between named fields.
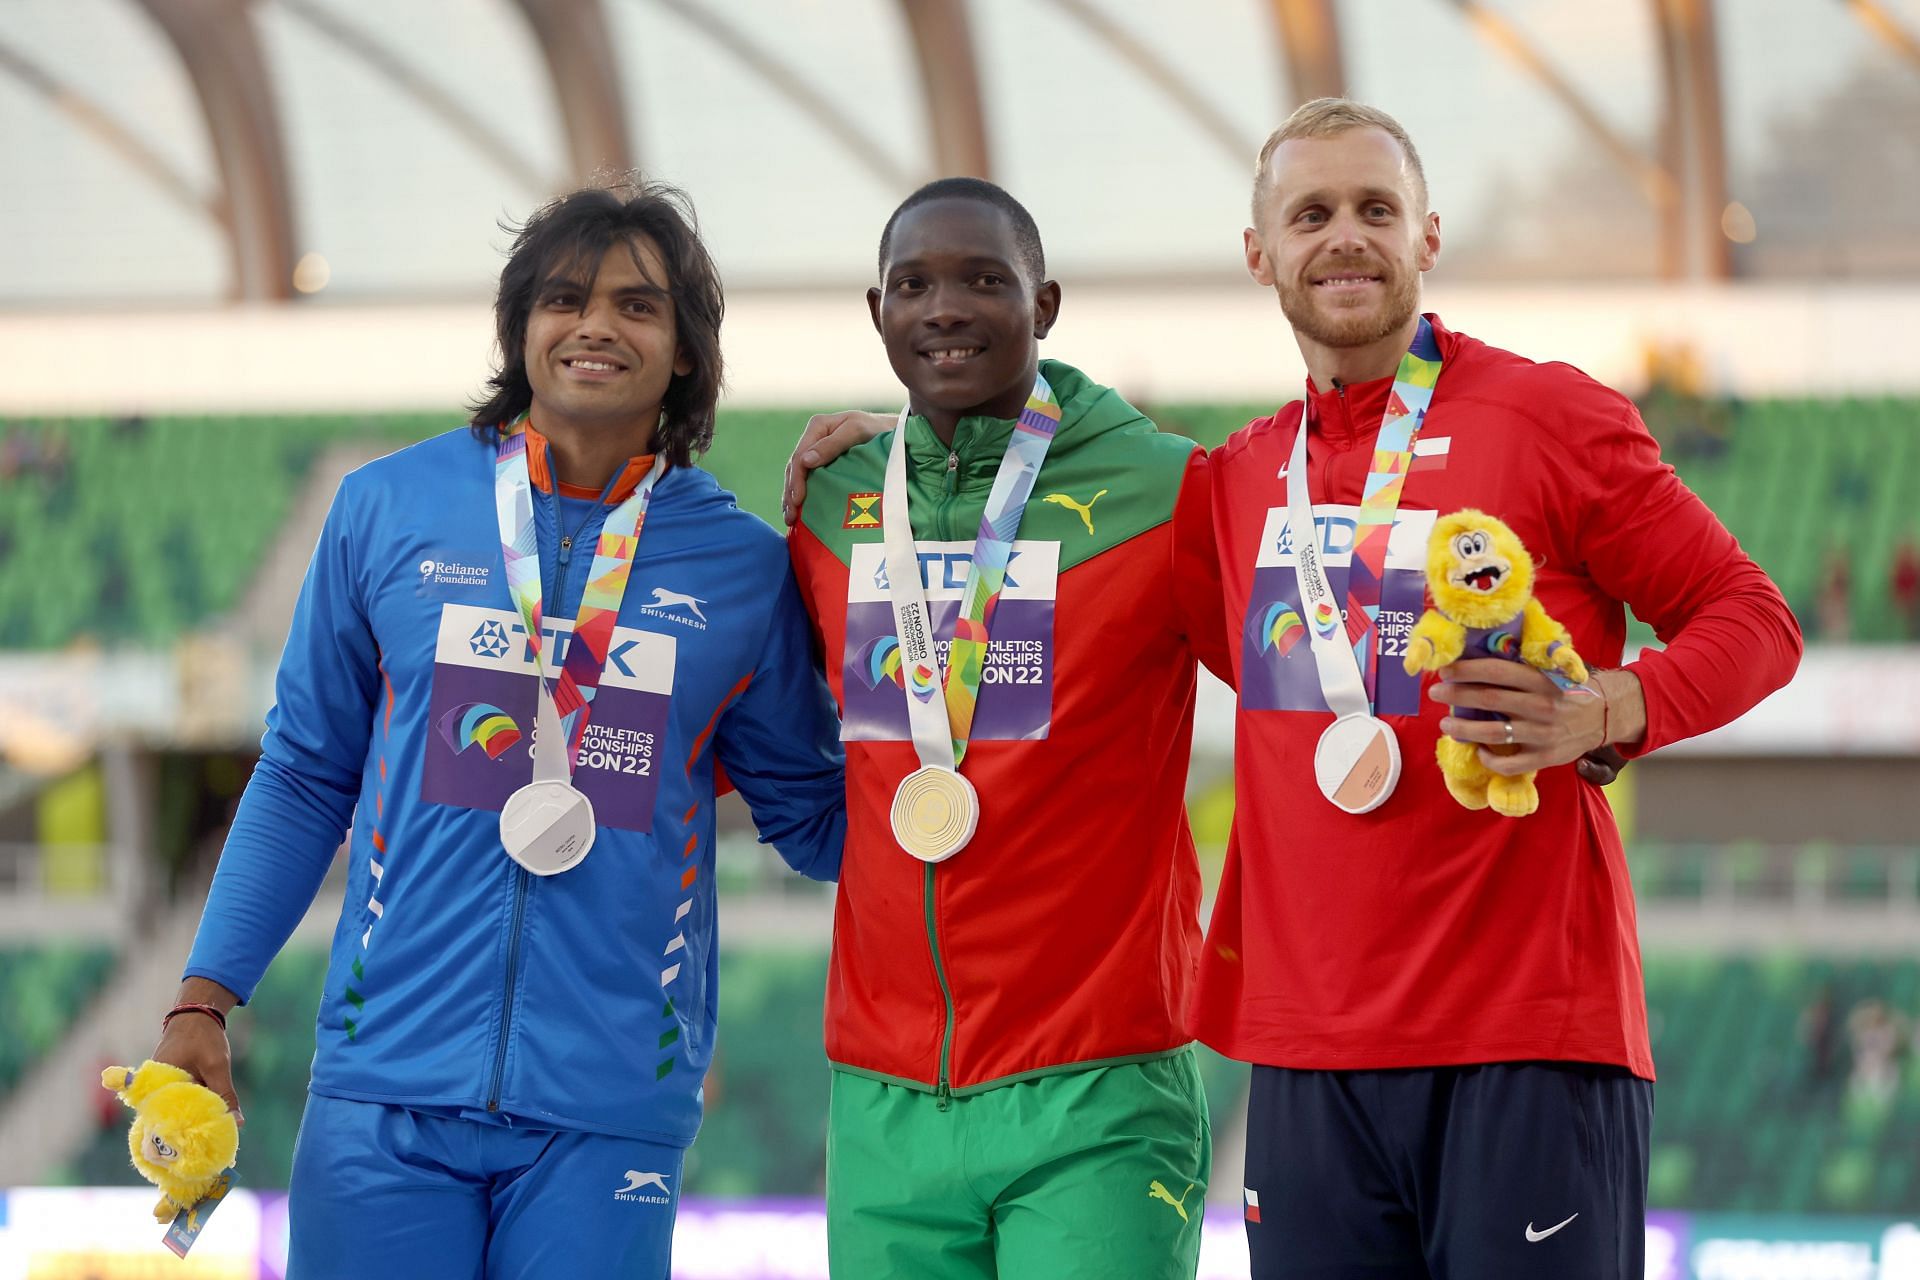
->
xmin=1403 ymin=509 xmax=1589 ymax=818
xmin=101 ymin=1059 xmax=239 ymax=1223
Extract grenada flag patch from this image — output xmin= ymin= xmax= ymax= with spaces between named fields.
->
xmin=844 ymin=492 xmax=881 ymax=529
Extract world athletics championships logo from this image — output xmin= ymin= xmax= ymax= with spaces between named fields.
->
xmin=437 ymin=702 xmax=522 ymax=759
xmin=854 ymin=635 xmax=906 ymax=691
xmin=1246 ymin=601 xmax=1306 ymax=658
xmin=907 ymin=661 xmax=939 ymax=701
xmin=1310 ymin=600 xmax=1340 ymax=637
xmin=469 ymin=619 xmax=512 ymax=659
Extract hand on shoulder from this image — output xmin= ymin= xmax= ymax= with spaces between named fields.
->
xmin=783 ymin=411 xmax=893 ymax=525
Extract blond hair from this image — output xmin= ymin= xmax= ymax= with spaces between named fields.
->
xmin=1251 ymin=98 xmax=1428 ymax=223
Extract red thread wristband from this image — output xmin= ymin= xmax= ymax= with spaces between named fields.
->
xmin=163 ymin=1002 xmax=229 ymax=1032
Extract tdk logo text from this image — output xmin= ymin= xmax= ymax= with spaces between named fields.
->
xmin=873 ymin=550 xmax=1024 ymax=593
xmin=436 ymin=604 xmax=677 ymax=696
xmin=506 ymin=622 xmax=650 ymax=680
xmin=1253 ymin=506 xmax=1435 ymax=572
xmin=1275 ymin=514 xmax=1365 ymax=560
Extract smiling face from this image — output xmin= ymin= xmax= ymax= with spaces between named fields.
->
xmin=868 ymin=198 xmax=1060 ymax=437
xmin=1425 ymin=509 xmax=1534 ymax=628
xmin=1447 ymin=527 xmax=1511 ymax=595
xmin=1245 ymin=126 xmax=1440 ymax=361
xmin=523 ymin=237 xmax=693 ymax=443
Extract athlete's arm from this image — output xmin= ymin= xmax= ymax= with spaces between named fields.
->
xmin=151 ymin=977 xmax=244 ymax=1125
xmin=1576 ymin=397 xmax=1802 ymax=755
xmin=163 ymin=485 xmax=381 ymax=1100
xmin=782 ymin=411 xmax=892 ymax=526
xmin=1171 ymin=448 xmax=1236 ymax=688
xmin=712 ymin=567 xmax=847 ymax=880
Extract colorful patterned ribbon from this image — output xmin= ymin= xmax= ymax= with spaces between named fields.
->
xmin=880 ymin=374 xmax=1063 ymax=769
xmin=1308 ymin=317 xmax=1443 ymax=707
xmin=943 ymin=382 xmax=1063 ymax=757
xmin=495 ymin=427 xmax=667 ymax=766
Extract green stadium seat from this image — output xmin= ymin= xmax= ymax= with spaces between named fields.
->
xmin=6 ymin=396 xmax=1918 ymax=647
xmin=0 ymin=944 xmax=117 ymax=1096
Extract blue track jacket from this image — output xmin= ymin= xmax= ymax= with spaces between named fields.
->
xmin=185 ymin=427 xmax=845 ymax=1147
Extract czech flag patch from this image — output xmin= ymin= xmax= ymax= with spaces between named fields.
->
xmin=1244 ymin=1187 xmax=1261 ymax=1223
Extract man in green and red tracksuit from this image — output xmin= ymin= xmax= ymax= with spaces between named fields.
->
xmin=790 ymin=178 xmax=1229 ymax=1278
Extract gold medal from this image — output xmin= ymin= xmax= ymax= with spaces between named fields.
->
xmin=889 ymin=766 xmax=980 ymax=863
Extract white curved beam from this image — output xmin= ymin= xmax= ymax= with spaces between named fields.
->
xmin=133 ymin=0 xmax=299 ymax=301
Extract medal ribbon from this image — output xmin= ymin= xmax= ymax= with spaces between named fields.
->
xmin=881 ymin=373 xmax=1063 ymax=770
xmin=495 ymin=427 xmax=667 ymax=777
xmin=1290 ymin=317 xmax=1443 ymax=713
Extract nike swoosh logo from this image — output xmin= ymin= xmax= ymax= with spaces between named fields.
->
xmin=1525 ymin=1213 xmax=1579 ymax=1242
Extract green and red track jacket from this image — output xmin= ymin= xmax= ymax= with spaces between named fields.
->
xmin=791 ymin=360 xmax=1226 ymax=1095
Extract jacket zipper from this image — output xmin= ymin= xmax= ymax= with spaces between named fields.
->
xmin=925 ymin=435 xmax=963 ymax=1109
xmin=925 ymin=861 xmax=957 ymax=1110
xmin=487 ymin=871 xmax=529 ymax=1110
xmin=935 ymin=447 xmax=961 ymax=534
xmin=490 ymin=492 xmax=581 ymax=1112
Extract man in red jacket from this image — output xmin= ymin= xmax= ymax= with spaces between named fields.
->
xmin=785 ymin=102 xmax=1798 ymax=1279
xmin=1202 ymin=99 xmax=1801 ymax=1279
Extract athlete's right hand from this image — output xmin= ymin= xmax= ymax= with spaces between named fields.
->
xmin=782 ymin=410 xmax=893 ymax=525
xmin=152 ymin=989 xmax=245 ymax=1127
xmin=1575 ymin=745 xmax=1629 ymax=787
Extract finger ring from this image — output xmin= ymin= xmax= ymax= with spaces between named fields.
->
xmin=1502 ymin=721 xmax=1515 ymax=745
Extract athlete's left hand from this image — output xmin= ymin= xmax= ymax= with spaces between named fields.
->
xmin=1431 ymin=661 xmax=1644 ymax=779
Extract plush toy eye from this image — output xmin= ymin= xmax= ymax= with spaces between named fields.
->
xmin=1452 ymin=533 xmax=1478 ymax=559
xmin=148 ymin=1134 xmax=178 ymax=1163
xmin=1470 ymin=532 xmax=1490 ymax=555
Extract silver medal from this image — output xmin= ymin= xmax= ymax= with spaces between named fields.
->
xmin=499 ymin=779 xmax=597 ymax=876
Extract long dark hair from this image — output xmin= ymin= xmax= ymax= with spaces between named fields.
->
xmin=468 ymin=178 xmax=724 ymax=466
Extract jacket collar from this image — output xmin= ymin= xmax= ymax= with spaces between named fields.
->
xmin=516 ymin=421 xmax=658 ymax=503
xmin=1303 ymin=312 xmax=1460 ymax=450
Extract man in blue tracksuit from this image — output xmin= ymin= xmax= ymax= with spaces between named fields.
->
xmin=151 ymin=180 xmax=845 ymax=1276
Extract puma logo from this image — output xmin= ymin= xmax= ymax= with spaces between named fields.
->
xmin=1147 ymin=1179 xmax=1195 ymax=1222
xmin=644 ymin=588 xmax=707 ymax=621
xmin=616 ymin=1170 xmax=672 ymax=1195
xmin=1043 ymin=489 xmax=1107 ymax=535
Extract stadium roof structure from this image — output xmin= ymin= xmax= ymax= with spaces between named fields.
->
xmin=5 ymin=0 xmax=1917 ymax=306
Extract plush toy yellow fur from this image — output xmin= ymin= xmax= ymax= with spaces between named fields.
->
xmin=100 ymin=1060 xmax=238 ymax=1222
xmin=1403 ymin=509 xmax=1589 ymax=818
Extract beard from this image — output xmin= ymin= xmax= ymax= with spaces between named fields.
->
xmin=1277 ymin=259 xmax=1422 ymax=351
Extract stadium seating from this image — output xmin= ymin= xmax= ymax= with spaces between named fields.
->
xmin=5 ymin=395 xmax=1910 ymax=651
xmin=1643 ymin=953 xmax=1920 ymax=1213
xmin=0 ymin=415 xmax=443 ymax=650
xmin=0 ymin=944 xmax=116 ymax=1099
xmin=1653 ymin=396 xmax=1919 ymax=642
